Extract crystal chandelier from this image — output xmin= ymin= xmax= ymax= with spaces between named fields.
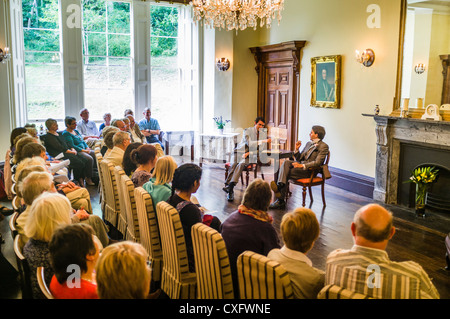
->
xmin=190 ymin=0 xmax=284 ymax=32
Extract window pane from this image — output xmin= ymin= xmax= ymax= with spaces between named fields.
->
xmin=151 ymin=6 xmax=178 ymax=37
xmin=25 ymin=85 xmax=64 ymax=120
xmin=22 ymin=0 xmax=59 ymax=29
xmin=82 ymin=0 xmax=107 ymax=32
xmin=107 ymin=2 xmax=130 ymax=34
xmin=82 ymin=0 xmax=133 ymax=121
xmin=23 ymin=29 xmax=60 ymax=51
xmin=108 ymin=58 xmax=132 ymax=88
xmin=108 ymin=34 xmax=131 ymax=57
xmin=84 ymin=32 xmax=107 ymax=56
xmin=22 ymin=0 xmax=64 ymax=121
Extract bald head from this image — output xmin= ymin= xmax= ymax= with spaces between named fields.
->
xmin=352 ymin=204 xmax=395 ymax=247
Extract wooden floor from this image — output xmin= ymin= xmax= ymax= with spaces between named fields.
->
xmin=1 ymin=156 xmax=449 ymax=299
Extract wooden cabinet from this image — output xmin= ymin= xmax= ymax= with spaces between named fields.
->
xmin=250 ymin=41 xmax=306 ymax=151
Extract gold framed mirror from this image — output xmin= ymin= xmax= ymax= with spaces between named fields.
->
xmin=392 ymin=0 xmax=450 ymax=120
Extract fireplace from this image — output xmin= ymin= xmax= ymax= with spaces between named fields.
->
xmin=399 ymin=142 xmax=450 ymax=210
xmin=364 ymin=114 xmax=450 ymax=212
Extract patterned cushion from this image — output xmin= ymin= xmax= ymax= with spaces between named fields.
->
xmin=317 ymin=284 xmax=371 ymax=299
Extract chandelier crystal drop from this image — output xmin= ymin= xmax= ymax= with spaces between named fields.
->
xmin=190 ymin=0 xmax=284 ymax=32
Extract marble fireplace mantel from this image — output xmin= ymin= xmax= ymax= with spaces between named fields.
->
xmin=363 ymin=114 xmax=450 ymax=205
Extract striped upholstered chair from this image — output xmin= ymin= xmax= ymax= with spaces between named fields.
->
xmin=111 ymin=165 xmax=128 ymax=238
xmin=117 ymin=168 xmax=140 ymax=242
xmin=99 ymin=160 xmax=120 ymax=234
xmin=191 ymin=223 xmax=234 ymax=299
xmin=156 ymin=201 xmax=196 ymax=299
xmin=317 ymin=284 xmax=371 ymax=299
xmin=134 ymin=187 xmax=163 ymax=287
xmin=237 ymin=251 xmax=294 ymax=299
xmin=94 ymin=149 xmax=106 ymax=215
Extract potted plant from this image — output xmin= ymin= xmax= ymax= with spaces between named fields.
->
xmin=213 ymin=116 xmax=230 ymax=135
xmin=406 ymin=166 xmax=439 ymax=217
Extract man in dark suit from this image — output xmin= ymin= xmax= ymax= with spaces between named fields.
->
xmin=222 ymin=117 xmax=271 ymax=201
xmin=269 ymin=125 xmax=329 ymax=209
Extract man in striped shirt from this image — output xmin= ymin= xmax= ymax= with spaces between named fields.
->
xmin=325 ymin=203 xmax=439 ymax=299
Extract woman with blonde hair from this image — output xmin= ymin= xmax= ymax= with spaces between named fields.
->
xmin=96 ymin=241 xmax=151 ymax=299
xmin=22 ymin=192 xmax=72 ymax=299
xmin=267 ymin=207 xmax=324 ymax=299
xmin=142 ymin=155 xmax=177 ymax=209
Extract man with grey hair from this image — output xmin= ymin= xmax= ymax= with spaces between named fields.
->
xmin=104 ymin=131 xmax=131 ymax=168
xmin=325 ymin=203 xmax=439 ymax=299
xmin=77 ymin=108 xmax=100 ymax=147
xmin=270 ymin=125 xmax=329 ymax=209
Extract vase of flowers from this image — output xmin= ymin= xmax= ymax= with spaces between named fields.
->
xmin=406 ymin=166 xmax=439 ymax=217
xmin=213 ymin=116 xmax=230 ymax=135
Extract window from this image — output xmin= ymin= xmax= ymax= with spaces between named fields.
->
xmin=150 ymin=4 xmax=199 ymax=131
xmin=19 ymin=0 xmax=199 ymax=130
xmin=82 ymin=0 xmax=133 ymax=121
xmin=22 ymin=0 xmax=64 ymax=121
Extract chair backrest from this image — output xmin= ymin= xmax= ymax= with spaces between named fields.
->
xmin=36 ymin=267 xmax=54 ymax=299
xmin=155 ymin=201 xmax=196 ymax=299
xmin=119 ymin=170 xmax=140 ymax=242
xmin=237 ymin=251 xmax=294 ymax=299
xmin=9 ymin=211 xmax=19 ymax=239
xmin=134 ymin=187 xmax=163 ymax=282
xmin=13 ymin=235 xmax=32 ymax=299
xmin=317 ymin=284 xmax=371 ymax=299
xmin=113 ymin=166 xmax=130 ymax=239
xmin=99 ymin=159 xmax=120 ymax=230
xmin=95 ymin=150 xmax=106 ymax=212
xmin=192 ymin=223 xmax=234 ymax=299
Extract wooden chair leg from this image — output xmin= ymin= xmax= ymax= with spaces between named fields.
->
xmin=302 ymin=186 xmax=307 ymax=207
xmin=225 ymin=168 xmax=229 ymax=182
xmin=308 ymin=186 xmax=313 ymax=203
xmin=245 ymin=170 xmax=250 ymax=186
xmin=321 ymin=183 xmax=326 ymax=207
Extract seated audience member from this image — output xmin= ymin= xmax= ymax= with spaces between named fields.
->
xmin=104 ymin=131 xmax=131 ymax=168
xmin=22 ymin=192 xmax=72 ymax=299
xmin=166 ymin=163 xmax=222 ymax=272
xmin=96 ymin=241 xmax=151 ymax=299
xmin=124 ymin=109 xmax=134 ymax=117
xmin=111 ymin=119 xmax=126 ymax=131
xmin=138 ymin=107 xmax=164 ymax=150
xmin=99 ymin=112 xmax=111 ymax=133
xmin=126 ymin=114 xmax=145 ymax=144
xmin=62 ymin=116 xmax=96 ymax=186
xmin=43 ymin=118 xmax=90 ymax=186
xmin=142 ymin=155 xmax=177 ymax=210
xmin=130 ymin=144 xmax=158 ymax=187
xmin=15 ymin=156 xmax=92 ymax=214
xmin=5 ymin=128 xmax=28 ymax=199
xmin=221 ymin=178 xmax=281 ymax=297
xmin=49 ymin=224 xmax=100 ymax=299
xmin=270 ymin=125 xmax=329 ymax=209
xmin=100 ymin=126 xmax=120 ymax=157
xmin=267 ymin=207 xmax=324 ymax=299
xmin=326 ymin=203 xmax=440 ymax=299
xmin=122 ymin=142 xmax=143 ymax=177
xmin=77 ymin=108 xmax=100 ymax=147
xmin=24 ymin=123 xmax=38 ymax=138
xmin=17 ymin=171 xmax=110 ymax=248
xmin=12 ymin=135 xmax=38 ymax=165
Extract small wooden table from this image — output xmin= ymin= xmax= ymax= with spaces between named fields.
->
xmin=199 ymin=133 xmax=239 ymax=166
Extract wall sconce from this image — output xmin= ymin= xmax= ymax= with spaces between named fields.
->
xmin=414 ymin=63 xmax=426 ymax=74
xmin=0 ymin=47 xmax=11 ymax=63
xmin=216 ymin=57 xmax=230 ymax=71
xmin=355 ymin=49 xmax=375 ymax=67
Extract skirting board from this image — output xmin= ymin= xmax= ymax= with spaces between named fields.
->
xmin=326 ymin=166 xmax=374 ymax=199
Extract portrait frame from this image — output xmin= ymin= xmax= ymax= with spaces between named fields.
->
xmin=311 ymin=55 xmax=341 ymax=108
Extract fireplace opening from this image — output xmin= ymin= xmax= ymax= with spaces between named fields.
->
xmin=399 ymin=143 xmax=450 ymax=212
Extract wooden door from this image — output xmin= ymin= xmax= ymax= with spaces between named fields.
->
xmin=250 ymin=41 xmax=305 ymax=151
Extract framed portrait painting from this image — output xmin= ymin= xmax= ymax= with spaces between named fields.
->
xmin=311 ymin=55 xmax=341 ymax=108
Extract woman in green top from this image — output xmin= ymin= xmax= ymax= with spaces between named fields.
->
xmin=142 ymin=155 xmax=177 ymax=209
